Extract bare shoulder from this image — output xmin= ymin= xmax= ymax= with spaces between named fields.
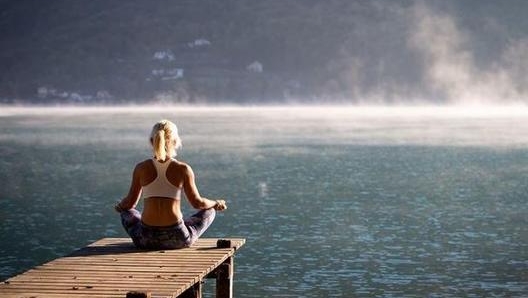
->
xmin=166 ymin=160 xmax=193 ymax=185
xmin=135 ymin=159 xmax=154 ymax=172
xmin=171 ymin=159 xmax=191 ymax=170
xmin=138 ymin=159 xmax=154 ymax=167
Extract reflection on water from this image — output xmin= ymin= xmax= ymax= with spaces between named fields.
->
xmin=0 ymin=106 xmax=527 ymax=297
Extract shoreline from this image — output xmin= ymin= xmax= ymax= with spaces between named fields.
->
xmin=2 ymin=103 xmax=528 ymax=118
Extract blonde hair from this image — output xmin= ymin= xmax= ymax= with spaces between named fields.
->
xmin=150 ymin=120 xmax=182 ymax=161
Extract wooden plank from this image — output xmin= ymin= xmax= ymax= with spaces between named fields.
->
xmin=0 ymin=238 xmax=245 ymax=298
xmin=8 ymin=271 xmax=207 ymax=280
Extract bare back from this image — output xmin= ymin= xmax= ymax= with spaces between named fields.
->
xmin=118 ymin=156 xmax=224 ymax=227
xmin=138 ymin=159 xmax=187 ymax=226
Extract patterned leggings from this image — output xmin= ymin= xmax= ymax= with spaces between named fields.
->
xmin=120 ymin=208 xmax=216 ymax=249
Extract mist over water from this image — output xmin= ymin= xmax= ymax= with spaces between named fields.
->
xmin=406 ymin=1 xmax=528 ymax=104
xmin=318 ymin=0 xmax=528 ymax=105
xmin=2 ymin=105 xmax=528 ymax=147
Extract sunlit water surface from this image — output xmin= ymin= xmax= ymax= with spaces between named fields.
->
xmin=1 ymin=106 xmax=527 ymax=297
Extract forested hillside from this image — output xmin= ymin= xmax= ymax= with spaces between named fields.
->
xmin=1 ymin=0 xmax=527 ymax=104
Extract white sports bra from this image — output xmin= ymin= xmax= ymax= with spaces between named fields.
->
xmin=142 ymin=158 xmax=182 ymax=199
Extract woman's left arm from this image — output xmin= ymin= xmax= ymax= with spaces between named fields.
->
xmin=115 ymin=164 xmax=142 ymax=212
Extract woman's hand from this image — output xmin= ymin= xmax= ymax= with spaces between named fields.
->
xmin=214 ymin=199 xmax=227 ymax=211
xmin=114 ymin=202 xmax=124 ymax=213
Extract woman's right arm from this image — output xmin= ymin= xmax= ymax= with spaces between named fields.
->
xmin=183 ymin=164 xmax=227 ymax=211
xmin=115 ymin=163 xmax=143 ymax=212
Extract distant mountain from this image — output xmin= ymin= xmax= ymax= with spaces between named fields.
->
xmin=1 ymin=0 xmax=527 ymax=104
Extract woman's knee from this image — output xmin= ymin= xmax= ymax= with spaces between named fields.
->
xmin=198 ymin=208 xmax=216 ymax=228
xmin=189 ymin=208 xmax=216 ymax=223
xmin=203 ymin=208 xmax=216 ymax=220
xmin=120 ymin=208 xmax=141 ymax=229
xmin=184 ymin=208 xmax=216 ymax=240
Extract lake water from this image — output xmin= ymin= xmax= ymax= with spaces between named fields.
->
xmin=0 ymin=106 xmax=527 ymax=297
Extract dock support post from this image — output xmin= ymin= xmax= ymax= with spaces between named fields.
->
xmin=216 ymin=257 xmax=233 ymax=298
xmin=215 ymin=239 xmax=234 ymax=298
xmin=180 ymin=281 xmax=202 ymax=298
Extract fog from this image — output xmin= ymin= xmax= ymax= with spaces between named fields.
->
xmin=2 ymin=105 xmax=528 ymax=148
xmin=406 ymin=1 xmax=528 ymax=104
xmin=346 ymin=0 xmax=528 ymax=104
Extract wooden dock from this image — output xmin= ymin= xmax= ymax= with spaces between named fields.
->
xmin=0 ymin=238 xmax=245 ymax=298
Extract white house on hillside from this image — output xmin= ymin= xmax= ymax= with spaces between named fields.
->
xmin=187 ymin=38 xmax=211 ymax=48
xmin=153 ymin=50 xmax=175 ymax=61
xmin=151 ymin=68 xmax=184 ymax=81
xmin=247 ymin=61 xmax=263 ymax=73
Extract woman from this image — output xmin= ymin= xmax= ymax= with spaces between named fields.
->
xmin=115 ymin=119 xmax=227 ymax=249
